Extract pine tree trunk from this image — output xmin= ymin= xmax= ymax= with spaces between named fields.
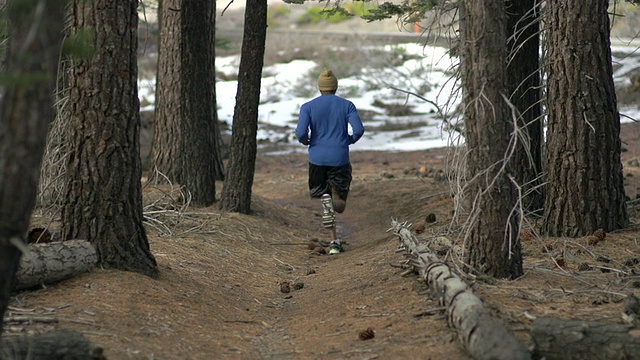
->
xmin=152 ymin=0 xmax=182 ymax=183
xmin=0 ymin=0 xmax=65 ymax=335
xmin=63 ymin=0 xmax=157 ymax=278
xmin=219 ymin=0 xmax=268 ymax=214
xmin=151 ymin=0 xmax=221 ymax=206
xmin=461 ymin=0 xmax=523 ymax=279
xmin=506 ymin=0 xmax=543 ymax=213
xmin=543 ymin=0 xmax=628 ymax=237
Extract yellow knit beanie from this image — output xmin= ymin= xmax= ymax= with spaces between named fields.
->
xmin=318 ymin=68 xmax=338 ymax=91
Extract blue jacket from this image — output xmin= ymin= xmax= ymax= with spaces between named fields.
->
xmin=296 ymin=94 xmax=365 ymax=166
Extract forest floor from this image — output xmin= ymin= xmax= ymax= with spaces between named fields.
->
xmin=5 ymin=8 xmax=640 ymax=358
xmin=4 ymin=121 xmax=640 ymax=359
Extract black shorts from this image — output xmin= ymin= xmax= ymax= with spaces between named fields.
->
xmin=308 ymin=163 xmax=352 ymax=200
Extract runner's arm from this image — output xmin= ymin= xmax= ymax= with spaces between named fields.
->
xmin=296 ymin=104 xmax=311 ymax=145
xmin=347 ymin=102 xmax=364 ymax=144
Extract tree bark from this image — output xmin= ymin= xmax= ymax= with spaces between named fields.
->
xmin=152 ymin=0 xmax=181 ymax=183
xmin=0 ymin=0 xmax=65 ymax=335
xmin=63 ymin=0 xmax=158 ymax=278
xmin=461 ymin=0 xmax=523 ymax=278
xmin=1 ymin=329 xmax=105 ymax=360
xmin=13 ymin=240 xmax=97 ymax=291
xmin=542 ymin=0 xmax=628 ymax=237
xmin=506 ymin=0 xmax=543 ymax=213
xmin=531 ymin=317 xmax=640 ymax=360
xmin=151 ymin=0 xmax=222 ymax=206
xmin=219 ymin=0 xmax=268 ymax=214
xmin=391 ymin=221 xmax=531 ymax=360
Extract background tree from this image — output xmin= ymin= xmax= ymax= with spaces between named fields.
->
xmin=506 ymin=0 xmax=543 ymax=213
xmin=219 ymin=0 xmax=268 ymax=214
xmin=0 ymin=0 xmax=65 ymax=334
xmin=62 ymin=0 xmax=157 ymax=278
xmin=151 ymin=0 xmax=223 ymax=206
xmin=461 ymin=0 xmax=523 ymax=279
xmin=542 ymin=0 xmax=628 ymax=237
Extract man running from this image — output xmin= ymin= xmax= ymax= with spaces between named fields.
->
xmin=296 ymin=68 xmax=365 ymax=254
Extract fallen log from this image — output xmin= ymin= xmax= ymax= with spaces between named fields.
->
xmin=1 ymin=329 xmax=105 ymax=360
xmin=14 ymin=240 xmax=97 ymax=291
xmin=391 ymin=220 xmax=530 ymax=360
xmin=531 ymin=317 xmax=640 ymax=360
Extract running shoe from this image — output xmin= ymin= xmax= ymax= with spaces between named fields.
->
xmin=328 ymin=240 xmax=344 ymax=254
xmin=321 ymin=194 xmax=335 ymax=229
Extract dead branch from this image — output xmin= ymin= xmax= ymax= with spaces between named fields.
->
xmin=14 ymin=240 xmax=97 ymax=291
xmin=391 ymin=220 xmax=530 ymax=360
xmin=1 ymin=329 xmax=105 ymax=360
xmin=531 ymin=317 xmax=640 ymax=360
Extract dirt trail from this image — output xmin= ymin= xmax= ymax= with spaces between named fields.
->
xmin=6 ymin=127 xmax=640 ymax=359
xmin=243 ymin=148 xmax=463 ymax=359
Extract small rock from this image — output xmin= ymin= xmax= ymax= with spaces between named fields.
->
xmin=306 ymin=268 xmax=316 ymax=275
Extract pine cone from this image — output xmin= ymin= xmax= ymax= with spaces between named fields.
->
xmin=593 ymin=228 xmax=606 ymax=241
xmin=520 ymin=229 xmax=536 ymax=240
xmin=577 ymin=262 xmax=590 ymax=271
xmin=27 ymin=227 xmax=52 ymax=244
xmin=292 ymin=282 xmax=304 ymax=291
xmin=586 ymin=235 xmax=601 ymax=246
xmin=279 ymin=281 xmax=291 ymax=294
xmin=358 ymin=327 xmax=375 ymax=341
xmin=425 ymin=213 xmax=437 ymax=223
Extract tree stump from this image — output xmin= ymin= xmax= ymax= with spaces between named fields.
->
xmin=531 ymin=317 xmax=640 ymax=360
xmin=14 ymin=240 xmax=97 ymax=291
